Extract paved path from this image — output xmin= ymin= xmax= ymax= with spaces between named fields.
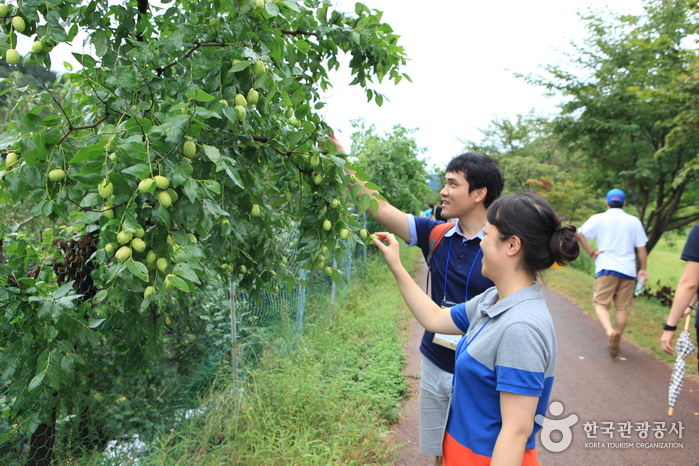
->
xmin=393 ymin=264 xmax=699 ymax=465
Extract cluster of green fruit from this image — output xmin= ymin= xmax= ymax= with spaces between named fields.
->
xmin=1 ymin=6 xmax=56 ymax=65
xmin=137 ymin=174 xmax=177 ymax=208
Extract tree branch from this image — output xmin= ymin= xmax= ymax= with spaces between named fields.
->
xmin=277 ymin=28 xmax=317 ymax=37
xmin=156 ymin=42 xmax=227 ymax=77
xmin=59 ymin=113 xmax=110 ymax=145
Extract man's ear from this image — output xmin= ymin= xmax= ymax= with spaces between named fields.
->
xmin=473 ymin=187 xmax=487 ymax=204
xmin=507 ymin=235 xmax=522 ymax=257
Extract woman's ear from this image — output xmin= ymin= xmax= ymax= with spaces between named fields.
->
xmin=507 ymin=235 xmax=522 ymax=257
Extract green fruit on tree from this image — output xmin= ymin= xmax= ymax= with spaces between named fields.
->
xmin=219 ymin=99 xmax=228 ymax=106
xmin=359 ymin=229 xmax=368 ymax=239
xmin=5 ymin=152 xmax=18 ymax=167
xmin=48 ymin=169 xmax=65 ymax=181
xmin=164 ymin=274 xmax=175 ymax=290
xmin=104 ymin=243 xmax=115 ymax=255
xmin=5 ymin=49 xmax=19 ymax=65
xmin=167 ymin=188 xmax=179 ymax=202
xmin=310 ymin=154 xmax=320 ymax=168
xmin=339 ymin=229 xmax=349 ymax=240
xmin=209 ymin=17 xmax=220 ymax=27
xmin=240 ymin=264 xmax=247 ymax=274
xmin=281 ymin=256 xmax=288 ymax=265
xmin=285 ymin=108 xmax=294 ymax=118
xmin=234 ymin=105 xmax=246 ymax=120
xmin=146 ymin=249 xmax=158 ymax=264
xmin=103 ymin=208 xmax=114 ymax=219
xmin=330 ymin=198 xmax=340 ymax=209
xmin=98 ymin=179 xmax=113 ymax=198
xmin=146 ymin=250 xmax=157 ymax=264
xmin=187 ymin=233 xmax=197 ymax=244
xmin=156 ymin=257 xmax=168 ymax=273
xmin=109 ymin=152 xmax=117 ymax=162
xmin=117 ymin=230 xmax=133 ymax=244
xmin=255 ymin=0 xmax=264 ymax=8
xmin=158 ymin=190 xmax=173 ymax=208
xmin=234 ymin=93 xmax=247 ymax=107
xmin=183 ymin=140 xmax=196 ymax=158
xmin=31 ymin=41 xmax=43 ymax=53
xmin=322 ymin=220 xmax=332 ymax=231
xmin=11 ymin=16 xmax=25 ymax=33
xmin=138 ymin=178 xmax=154 ymax=193
xmin=289 ymin=117 xmax=301 ymax=127
xmin=313 ymin=174 xmax=323 ymax=185
xmin=153 ymin=175 xmax=169 ymax=189
xmin=369 ymin=234 xmax=378 ymax=241
xmin=115 ymin=246 xmax=132 ymax=261
xmin=134 ymin=227 xmax=145 ymax=238
xmin=324 ymin=266 xmax=333 ymax=276
xmin=252 ymin=59 xmax=265 ymax=76
xmin=131 ymin=238 xmax=146 ymax=252
xmin=247 ymin=89 xmax=259 ymax=105
xmin=0 ymin=4 xmax=8 ymax=16
xmin=144 ymin=286 xmax=155 ymax=297
xmin=251 ymin=204 xmax=261 ymax=217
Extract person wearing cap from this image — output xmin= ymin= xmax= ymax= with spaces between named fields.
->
xmin=576 ymin=189 xmax=649 ymax=358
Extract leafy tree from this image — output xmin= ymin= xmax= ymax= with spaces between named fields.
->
xmin=461 ymin=113 xmax=599 ymax=222
xmin=350 ymin=118 xmax=430 ymax=221
xmin=0 ymin=0 xmax=408 ymax=462
xmin=528 ymin=0 xmax=699 ymax=252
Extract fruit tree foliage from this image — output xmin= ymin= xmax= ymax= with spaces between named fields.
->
xmin=0 ymin=0 xmax=409 ymax=451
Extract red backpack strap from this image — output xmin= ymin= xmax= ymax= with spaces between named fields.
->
xmin=426 ymin=222 xmax=455 ymax=269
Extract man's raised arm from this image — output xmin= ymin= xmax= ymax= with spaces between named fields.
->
xmin=329 ymin=134 xmax=411 ymax=243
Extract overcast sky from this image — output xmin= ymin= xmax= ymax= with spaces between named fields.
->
xmin=321 ymin=0 xmax=646 ymax=168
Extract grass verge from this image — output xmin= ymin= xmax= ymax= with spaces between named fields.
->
xmin=545 ymin=265 xmax=698 ymax=383
xmin=137 ymin=247 xmax=422 ymax=466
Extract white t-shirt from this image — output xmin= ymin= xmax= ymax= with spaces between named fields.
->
xmin=580 ymin=208 xmax=648 ymax=277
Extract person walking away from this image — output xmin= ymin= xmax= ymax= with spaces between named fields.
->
xmin=577 ymin=188 xmax=648 ymax=358
xmin=331 ymin=134 xmax=504 ymax=465
xmin=660 ymin=223 xmax=699 ymax=371
xmin=373 ymin=193 xmax=580 ymax=465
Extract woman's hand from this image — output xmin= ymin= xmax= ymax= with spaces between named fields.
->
xmin=372 ymin=232 xmax=402 ymax=272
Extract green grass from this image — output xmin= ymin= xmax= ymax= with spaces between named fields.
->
xmin=545 ymin=263 xmax=698 ymax=383
xmin=131 ymin=247 xmax=423 ymax=466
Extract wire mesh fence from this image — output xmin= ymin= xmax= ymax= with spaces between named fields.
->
xmin=0 ymin=226 xmax=369 ymax=465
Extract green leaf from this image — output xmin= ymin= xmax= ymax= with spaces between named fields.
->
xmin=167 ymin=275 xmax=190 ymax=292
xmin=87 ymin=319 xmax=106 ymax=329
xmin=68 ymin=144 xmax=103 ymax=163
xmin=126 ymin=260 xmax=149 ymax=282
xmin=188 ymin=89 xmax=216 ymax=102
xmin=28 ymin=373 xmax=45 ymax=391
xmin=358 ymin=193 xmax=371 ymax=215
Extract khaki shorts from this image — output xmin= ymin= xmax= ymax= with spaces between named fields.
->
xmin=593 ymin=274 xmax=635 ymax=311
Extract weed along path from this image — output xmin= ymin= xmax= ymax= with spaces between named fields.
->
xmin=392 ymin=263 xmax=699 ymax=464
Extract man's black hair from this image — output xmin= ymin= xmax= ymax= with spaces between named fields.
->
xmin=445 ymin=153 xmax=504 ymax=208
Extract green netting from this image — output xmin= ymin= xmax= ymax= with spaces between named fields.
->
xmin=0 ymin=232 xmax=365 ymax=465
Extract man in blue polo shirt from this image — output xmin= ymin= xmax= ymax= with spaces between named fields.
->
xmin=577 ymin=188 xmax=648 ymax=358
xmin=343 ymin=140 xmax=504 ymax=464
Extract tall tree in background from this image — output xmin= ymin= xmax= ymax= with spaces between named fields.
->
xmin=350 ymin=119 xmax=430 ymax=222
xmin=462 ymin=112 xmax=599 ymax=223
xmin=529 ymin=0 xmax=699 ymax=252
